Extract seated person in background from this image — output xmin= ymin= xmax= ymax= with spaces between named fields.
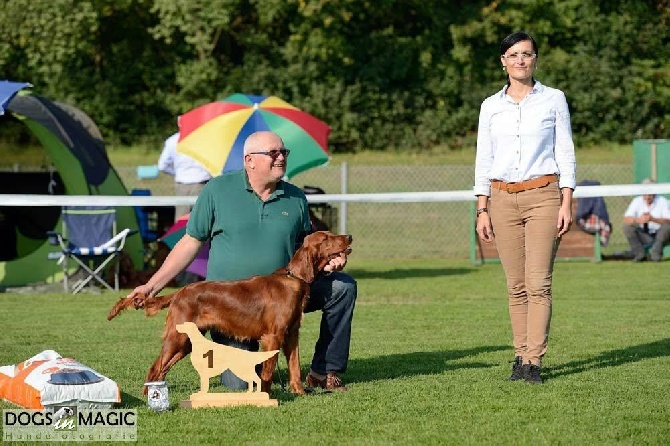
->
xmin=576 ymin=180 xmax=612 ymax=247
xmin=622 ymin=178 xmax=670 ymax=262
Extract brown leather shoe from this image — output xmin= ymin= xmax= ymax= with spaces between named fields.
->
xmin=306 ymin=372 xmax=348 ymax=392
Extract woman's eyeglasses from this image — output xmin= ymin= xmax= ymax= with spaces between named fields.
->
xmin=248 ymin=149 xmax=291 ymax=159
xmin=503 ymin=52 xmax=537 ymax=61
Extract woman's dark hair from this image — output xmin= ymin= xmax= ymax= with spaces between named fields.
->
xmin=500 ymin=31 xmax=538 ymax=57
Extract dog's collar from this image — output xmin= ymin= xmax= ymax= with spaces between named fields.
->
xmin=285 ymin=268 xmax=310 ymax=284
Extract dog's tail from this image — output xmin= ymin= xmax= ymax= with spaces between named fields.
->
xmin=107 ymin=291 xmax=176 ymax=321
xmin=142 ymin=293 xmax=176 ymax=317
xmin=107 ymin=295 xmax=144 ymax=321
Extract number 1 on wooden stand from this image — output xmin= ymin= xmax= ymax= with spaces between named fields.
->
xmin=175 ymin=322 xmax=279 ymax=408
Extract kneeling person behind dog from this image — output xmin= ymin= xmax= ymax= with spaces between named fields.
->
xmin=125 ymin=131 xmax=357 ymax=392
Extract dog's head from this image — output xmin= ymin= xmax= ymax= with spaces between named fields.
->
xmin=289 ymin=231 xmax=353 ymax=283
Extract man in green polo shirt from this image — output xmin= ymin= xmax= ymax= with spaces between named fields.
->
xmin=186 ymin=159 xmax=310 ymax=281
xmin=126 ymin=131 xmax=356 ymax=392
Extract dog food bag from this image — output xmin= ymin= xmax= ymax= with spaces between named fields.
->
xmin=0 ymin=350 xmax=120 ymax=410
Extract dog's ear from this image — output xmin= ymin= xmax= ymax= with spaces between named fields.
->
xmin=289 ymin=244 xmax=317 ymax=283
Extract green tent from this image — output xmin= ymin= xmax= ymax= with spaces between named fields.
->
xmin=0 ymin=86 xmax=142 ymax=287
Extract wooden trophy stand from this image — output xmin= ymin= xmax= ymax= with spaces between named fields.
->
xmin=175 ymin=322 xmax=279 ymax=408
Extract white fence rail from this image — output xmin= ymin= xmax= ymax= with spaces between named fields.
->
xmin=2 ymin=181 xmax=669 ymax=259
xmin=2 ymin=183 xmax=669 ymax=207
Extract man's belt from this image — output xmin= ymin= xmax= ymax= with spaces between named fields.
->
xmin=490 ymin=174 xmax=558 ymax=194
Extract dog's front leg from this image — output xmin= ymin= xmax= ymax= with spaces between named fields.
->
xmin=144 ymin=329 xmax=191 ymax=395
xmin=283 ymin=325 xmax=305 ymax=395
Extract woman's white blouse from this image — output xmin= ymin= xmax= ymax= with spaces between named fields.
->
xmin=474 ymin=81 xmax=577 ymax=196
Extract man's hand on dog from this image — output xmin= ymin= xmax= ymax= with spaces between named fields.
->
xmin=323 ymin=252 xmax=348 ymax=273
xmin=126 ymin=283 xmax=157 ymax=301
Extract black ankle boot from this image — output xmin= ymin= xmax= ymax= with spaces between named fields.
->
xmin=507 ymin=356 xmax=524 ymax=381
xmin=523 ymin=362 xmax=543 ymax=384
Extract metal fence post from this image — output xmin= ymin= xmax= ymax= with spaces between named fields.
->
xmin=339 ymin=161 xmax=347 ymax=235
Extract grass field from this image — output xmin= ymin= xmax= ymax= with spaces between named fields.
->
xmin=1 ymin=259 xmax=668 ymax=445
xmin=0 ymin=141 xmax=634 ymax=169
xmin=105 ymin=141 xmax=634 ymax=166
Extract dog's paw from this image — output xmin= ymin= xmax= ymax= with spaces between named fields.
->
xmin=289 ymin=384 xmax=306 ymax=395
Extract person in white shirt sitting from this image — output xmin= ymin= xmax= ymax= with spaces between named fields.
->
xmin=622 ymin=178 xmax=670 ymax=262
xmin=158 ymin=132 xmax=212 ymax=222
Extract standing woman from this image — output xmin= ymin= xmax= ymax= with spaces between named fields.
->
xmin=474 ymin=31 xmax=576 ymax=384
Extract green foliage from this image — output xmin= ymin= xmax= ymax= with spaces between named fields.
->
xmin=0 ymin=0 xmax=97 ymax=90
xmin=450 ymin=0 xmax=670 ymax=145
xmin=0 ymin=0 xmax=667 ymax=149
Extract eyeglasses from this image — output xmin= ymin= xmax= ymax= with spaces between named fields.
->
xmin=248 ymin=148 xmax=290 ymax=159
xmin=503 ymin=52 xmax=537 ymax=61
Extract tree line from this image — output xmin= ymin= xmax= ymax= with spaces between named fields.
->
xmin=1 ymin=0 xmax=668 ymax=152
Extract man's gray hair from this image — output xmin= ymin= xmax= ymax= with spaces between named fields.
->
xmin=243 ymin=131 xmax=283 ymax=155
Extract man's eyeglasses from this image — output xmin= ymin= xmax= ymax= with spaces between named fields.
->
xmin=248 ymin=149 xmax=290 ymax=159
xmin=503 ymin=52 xmax=537 ymax=61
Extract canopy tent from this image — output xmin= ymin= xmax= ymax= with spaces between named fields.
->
xmin=0 ymin=83 xmax=142 ymax=286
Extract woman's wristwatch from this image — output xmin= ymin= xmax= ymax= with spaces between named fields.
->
xmin=476 ymin=207 xmax=489 ymax=216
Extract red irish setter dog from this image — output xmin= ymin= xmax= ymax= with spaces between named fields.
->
xmin=107 ymin=231 xmax=353 ymax=395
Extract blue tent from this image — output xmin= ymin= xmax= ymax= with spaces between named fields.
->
xmin=0 ymin=81 xmax=31 ymax=115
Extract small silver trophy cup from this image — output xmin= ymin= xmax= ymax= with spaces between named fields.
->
xmin=144 ymin=381 xmax=169 ymax=412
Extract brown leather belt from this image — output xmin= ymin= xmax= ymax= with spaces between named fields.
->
xmin=490 ymin=174 xmax=558 ymax=194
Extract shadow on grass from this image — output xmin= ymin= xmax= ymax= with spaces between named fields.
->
xmin=346 ymin=267 xmax=475 ymax=280
xmin=123 ymin=383 xmax=304 ymax=406
xmin=345 ymin=344 xmax=509 ymax=383
xmin=546 ymin=338 xmax=670 ymax=380
xmin=262 ymin=345 xmax=508 ymax=401
xmin=119 ymin=392 xmax=145 ymax=408
xmin=144 ymin=345 xmax=510 ymax=403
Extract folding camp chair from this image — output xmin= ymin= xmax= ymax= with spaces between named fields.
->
xmin=130 ymin=188 xmax=170 ymax=269
xmin=130 ymin=189 xmax=159 ymax=244
xmin=47 ymin=206 xmax=132 ymax=294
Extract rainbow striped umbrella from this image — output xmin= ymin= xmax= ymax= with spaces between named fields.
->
xmin=177 ymin=93 xmax=331 ymax=179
